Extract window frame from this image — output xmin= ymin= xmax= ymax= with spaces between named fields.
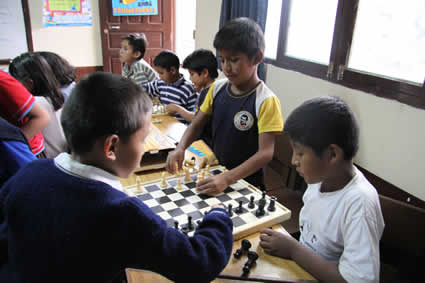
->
xmin=264 ymin=0 xmax=425 ymax=109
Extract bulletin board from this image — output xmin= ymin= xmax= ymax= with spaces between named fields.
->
xmin=0 ymin=0 xmax=32 ymax=64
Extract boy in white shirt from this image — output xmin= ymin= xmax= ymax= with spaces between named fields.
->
xmin=260 ymin=96 xmax=385 ymax=283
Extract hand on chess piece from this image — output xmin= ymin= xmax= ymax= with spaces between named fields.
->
xmin=196 ymin=172 xmax=232 ymax=196
xmin=259 ymin=228 xmax=300 ymax=260
xmin=165 ymin=103 xmax=179 ymax=115
xmin=166 ymin=148 xmax=185 ymax=174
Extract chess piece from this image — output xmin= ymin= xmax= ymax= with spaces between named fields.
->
xmin=160 ymin=172 xmax=167 ymax=188
xmin=248 ymin=195 xmax=255 ymax=209
xmin=176 ymin=178 xmax=183 ymax=190
xmin=205 ymin=165 xmax=210 ymax=177
xmin=242 ymin=251 xmax=259 ymax=275
xmin=233 ymin=239 xmax=252 ymax=259
xmin=227 ymin=204 xmax=233 ymax=217
xmin=262 ymin=190 xmax=266 ymax=200
xmin=256 ymin=198 xmax=266 ymax=217
xmin=187 ymin=216 xmax=193 ymax=231
xmin=136 ymin=176 xmax=142 ymax=193
xmin=174 ymin=221 xmax=179 ymax=231
xmin=236 ymin=200 xmax=243 ymax=214
xmin=184 ymin=169 xmax=191 ymax=183
xmin=267 ymin=196 xmax=276 ymax=212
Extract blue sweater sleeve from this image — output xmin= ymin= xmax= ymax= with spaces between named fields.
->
xmin=0 ymin=140 xmax=36 ymax=187
xmin=116 ymin=197 xmax=233 ymax=282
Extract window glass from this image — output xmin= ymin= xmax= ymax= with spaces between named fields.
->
xmin=349 ymin=0 xmax=425 ymax=85
xmin=265 ymin=0 xmax=283 ymax=59
xmin=286 ymin=0 xmax=338 ymax=65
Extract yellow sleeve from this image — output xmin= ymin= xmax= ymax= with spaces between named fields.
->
xmin=199 ymin=83 xmax=214 ymax=115
xmin=257 ymin=96 xmax=283 ymax=134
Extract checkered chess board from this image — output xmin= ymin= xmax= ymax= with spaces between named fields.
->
xmin=124 ymin=166 xmax=291 ymax=240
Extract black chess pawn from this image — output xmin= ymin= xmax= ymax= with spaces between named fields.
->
xmin=248 ymin=195 xmax=255 ymax=209
xmin=256 ymin=197 xmax=266 ymax=217
xmin=174 ymin=220 xmax=179 ymax=231
xmin=242 ymin=251 xmax=259 ymax=275
xmin=267 ymin=196 xmax=276 ymax=212
xmin=187 ymin=216 xmax=193 ymax=231
xmin=233 ymin=239 xmax=252 ymax=259
xmin=235 ymin=200 xmax=243 ymax=214
xmin=262 ymin=190 xmax=266 ymax=200
xmin=227 ymin=204 xmax=233 ymax=216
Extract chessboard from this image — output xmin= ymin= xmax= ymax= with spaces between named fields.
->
xmin=124 ymin=166 xmax=291 ymax=240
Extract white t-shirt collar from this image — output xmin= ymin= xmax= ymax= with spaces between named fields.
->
xmin=54 ymin=152 xmax=123 ymax=192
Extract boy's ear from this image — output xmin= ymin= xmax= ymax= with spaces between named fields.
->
xmin=253 ymin=50 xmax=264 ymax=65
xmin=200 ymin=68 xmax=209 ymax=79
xmin=132 ymin=50 xmax=142 ymax=59
xmin=170 ymin=66 xmax=178 ymax=75
xmin=103 ymin=134 xmax=120 ymax=161
xmin=328 ymin=144 xmax=344 ymax=164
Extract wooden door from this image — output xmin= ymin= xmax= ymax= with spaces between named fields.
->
xmin=99 ymin=0 xmax=175 ymax=74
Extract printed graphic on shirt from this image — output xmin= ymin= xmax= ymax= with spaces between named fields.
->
xmin=234 ymin=111 xmax=254 ymax=131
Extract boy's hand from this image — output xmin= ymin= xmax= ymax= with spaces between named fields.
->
xmin=166 ymin=148 xmax=185 ymax=174
xmin=259 ymin=228 xmax=299 ymax=259
xmin=166 ymin=104 xmax=180 ymax=115
xmin=196 ymin=173 xmax=230 ymax=195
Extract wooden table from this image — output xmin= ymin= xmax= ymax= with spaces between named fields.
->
xmin=125 ymin=224 xmax=316 ymax=283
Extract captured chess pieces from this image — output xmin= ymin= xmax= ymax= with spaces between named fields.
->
xmin=233 ymin=239 xmax=252 ymax=259
xmin=242 ymin=251 xmax=259 ymax=276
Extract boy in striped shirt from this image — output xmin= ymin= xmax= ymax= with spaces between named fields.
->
xmin=142 ymin=50 xmax=197 ymax=124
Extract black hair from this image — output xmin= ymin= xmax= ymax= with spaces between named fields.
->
xmin=37 ymin=51 xmax=76 ymax=87
xmin=153 ymin=50 xmax=180 ymax=71
xmin=284 ymin=96 xmax=359 ymax=160
xmin=61 ymin=72 xmax=152 ymax=154
xmin=182 ymin=49 xmax=218 ymax=79
xmin=9 ymin=52 xmax=64 ymax=111
xmin=123 ymin=33 xmax=148 ymax=60
xmin=213 ymin=17 xmax=265 ymax=59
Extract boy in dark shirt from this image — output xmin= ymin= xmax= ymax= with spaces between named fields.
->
xmin=0 ymin=72 xmax=233 ymax=283
xmin=166 ymin=18 xmax=283 ymax=193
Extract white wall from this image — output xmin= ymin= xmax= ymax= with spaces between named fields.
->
xmin=196 ymin=0 xmax=425 ymax=201
xmin=28 ymin=0 xmax=102 ymax=67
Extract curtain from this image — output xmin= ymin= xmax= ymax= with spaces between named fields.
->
xmin=218 ymin=0 xmax=269 ymax=80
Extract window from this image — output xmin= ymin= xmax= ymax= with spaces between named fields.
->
xmin=264 ymin=0 xmax=425 ymax=109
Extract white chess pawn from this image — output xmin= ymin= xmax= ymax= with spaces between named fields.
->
xmin=184 ymin=169 xmax=192 ymax=183
xmin=160 ymin=172 xmax=167 ymax=188
xmin=176 ymin=178 xmax=183 ymax=190
xmin=205 ymin=165 xmax=211 ymax=177
xmin=136 ymin=176 xmax=142 ymax=193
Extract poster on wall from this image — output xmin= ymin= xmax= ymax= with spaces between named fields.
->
xmin=112 ymin=0 xmax=158 ymax=16
xmin=42 ymin=0 xmax=92 ymax=26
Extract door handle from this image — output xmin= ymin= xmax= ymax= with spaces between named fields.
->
xmin=110 ymin=25 xmax=120 ymax=30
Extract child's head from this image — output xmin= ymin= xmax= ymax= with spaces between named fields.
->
xmin=37 ymin=51 xmax=76 ymax=87
xmin=213 ymin=17 xmax=265 ymax=88
xmin=284 ymin=96 xmax=359 ymax=184
xmin=9 ymin=52 xmax=64 ymax=111
xmin=182 ymin=49 xmax=218 ymax=91
xmin=153 ymin=50 xmax=180 ymax=84
xmin=61 ymin=72 xmax=152 ymax=178
xmin=120 ymin=33 xmax=148 ymax=64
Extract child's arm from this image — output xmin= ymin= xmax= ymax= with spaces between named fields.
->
xmin=259 ymin=228 xmax=347 ymax=283
xmin=141 ymin=80 xmax=160 ymax=97
xmin=197 ymin=132 xmax=276 ymax=195
xmin=166 ymin=111 xmax=210 ymax=173
xmin=166 ymin=104 xmax=195 ymax=122
xmin=20 ymin=101 xmax=50 ymax=140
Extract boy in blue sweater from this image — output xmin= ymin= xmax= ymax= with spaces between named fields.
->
xmin=0 ymin=72 xmax=233 ymax=283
